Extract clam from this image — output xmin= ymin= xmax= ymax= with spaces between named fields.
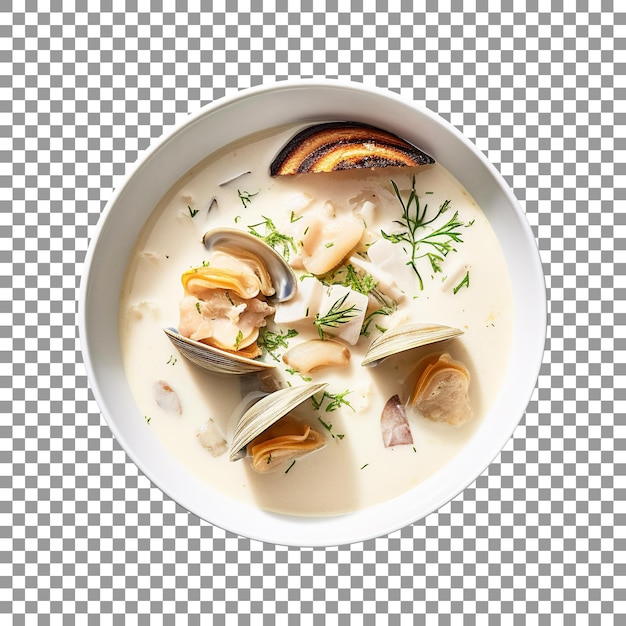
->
xmin=202 ymin=228 xmax=297 ymax=302
xmin=163 ymin=327 xmax=275 ymax=375
xmin=361 ymin=323 xmax=463 ymax=367
xmin=164 ymin=229 xmax=298 ymax=375
xmin=409 ymin=353 xmax=472 ymax=426
xmin=229 ymin=382 xmax=327 ymax=462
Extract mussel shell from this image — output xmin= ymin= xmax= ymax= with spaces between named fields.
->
xmin=361 ymin=323 xmax=463 ymax=367
xmin=229 ymin=382 xmax=328 ymax=461
xmin=164 ymin=327 xmax=275 ymax=375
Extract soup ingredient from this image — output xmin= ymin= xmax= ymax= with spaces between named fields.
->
xmin=153 ymin=380 xmax=182 ymax=415
xmin=380 ymin=175 xmax=469 ymax=291
xmin=299 ymin=212 xmax=365 ymax=275
xmin=381 ymin=395 xmax=413 ymax=448
xmin=409 ymin=353 xmax=472 ymax=426
xmin=269 ymin=121 xmax=435 ymax=176
xmin=178 ymin=250 xmax=276 ymax=357
xmin=247 ymin=216 xmax=297 ymax=261
xmin=314 ymin=286 xmax=368 ymax=344
xmin=196 ymin=418 xmax=228 ymax=457
xmin=257 ymin=327 xmax=299 ymax=361
xmin=282 ymin=339 xmax=350 ymax=374
xmin=247 ymin=415 xmax=326 ymax=473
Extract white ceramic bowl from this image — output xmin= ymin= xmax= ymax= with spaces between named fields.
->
xmin=79 ymin=79 xmax=546 ymax=547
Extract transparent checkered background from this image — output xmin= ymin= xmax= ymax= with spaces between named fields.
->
xmin=2 ymin=2 xmax=624 ymax=622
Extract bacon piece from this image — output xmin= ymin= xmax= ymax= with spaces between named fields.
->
xmin=381 ymin=394 xmax=413 ymax=448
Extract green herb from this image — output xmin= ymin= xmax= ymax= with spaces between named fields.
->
xmin=290 ymin=211 xmax=303 ymax=223
xmin=360 ymin=463 xmax=369 ymax=469
xmin=144 ymin=415 xmax=151 ymax=425
xmin=375 ymin=324 xmax=387 ymax=334
xmin=317 ymin=416 xmax=345 ymax=440
xmin=305 ymin=307 xmax=309 ymax=317
xmin=361 ymin=301 xmax=398 ymax=337
xmin=413 ymin=446 xmax=417 ymax=453
xmin=238 ymin=189 xmax=258 ymax=208
xmin=267 ymin=454 xmax=272 ymax=464
xmin=303 ymin=226 xmax=310 ymax=236
xmin=325 ymin=242 xmax=334 ymax=248
xmin=453 ymin=270 xmax=470 ymax=294
xmin=381 ymin=175 xmax=466 ymax=290
xmin=467 ymin=219 xmax=475 ymax=227
xmin=188 ymin=205 xmax=199 ymax=218
xmin=257 ymin=327 xmax=298 ymax=361
xmin=314 ymin=293 xmax=360 ymax=339
xmin=225 ymin=291 xmax=235 ymax=306
xmin=234 ymin=215 xmax=241 ymax=223
xmin=285 ymin=367 xmax=312 ymax=382
xmin=195 ymin=302 xmax=201 ymax=314
xmin=285 ymin=460 xmax=296 ymax=474
xmin=311 ymin=390 xmax=355 ymax=413
xmin=425 ymin=191 xmax=434 ymax=195
xmin=299 ymin=272 xmax=316 ymax=282
xmin=166 ymin=355 xmax=177 ymax=365
xmin=202 ymin=260 xmax=210 ymax=267
xmin=248 ymin=216 xmax=297 ymax=260
xmin=234 ymin=330 xmax=244 ymax=350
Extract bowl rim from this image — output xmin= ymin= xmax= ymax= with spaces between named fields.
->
xmin=79 ymin=78 xmax=547 ymax=547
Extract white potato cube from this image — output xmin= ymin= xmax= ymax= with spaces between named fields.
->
xmin=317 ymin=284 xmax=368 ymax=345
xmin=273 ymin=276 xmax=324 ymax=325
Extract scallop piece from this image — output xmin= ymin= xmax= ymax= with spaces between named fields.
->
xmin=196 ymin=418 xmax=228 ymax=457
xmin=300 ymin=214 xmax=365 ymax=276
xmin=247 ymin=414 xmax=326 ymax=473
xmin=282 ymin=339 xmax=350 ymax=374
xmin=153 ymin=380 xmax=182 ymax=415
xmin=270 ymin=121 xmax=435 ymax=176
xmin=409 ymin=353 xmax=472 ymax=426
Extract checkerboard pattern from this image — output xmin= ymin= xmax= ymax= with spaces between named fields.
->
xmin=2 ymin=3 xmax=623 ymax=622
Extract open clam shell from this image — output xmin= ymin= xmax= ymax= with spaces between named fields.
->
xmin=163 ymin=327 xmax=275 ymax=375
xmin=203 ymin=228 xmax=297 ymax=302
xmin=361 ymin=323 xmax=464 ymax=367
xmin=229 ymin=382 xmax=328 ymax=461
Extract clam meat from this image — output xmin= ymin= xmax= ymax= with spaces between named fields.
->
xmin=409 ymin=353 xmax=472 ymax=426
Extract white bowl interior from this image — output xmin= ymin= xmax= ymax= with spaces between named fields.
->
xmin=79 ymin=80 xmax=545 ymax=547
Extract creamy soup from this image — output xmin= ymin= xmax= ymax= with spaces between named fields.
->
xmin=119 ymin=123 xmax=514 ymax=516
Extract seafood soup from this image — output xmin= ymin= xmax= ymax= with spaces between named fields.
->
xmin=119 ymin=122 xmax=514 ymax=516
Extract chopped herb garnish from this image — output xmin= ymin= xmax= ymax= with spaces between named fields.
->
xmin=144 ymin=415 xmax=152 ymax=425
xmin=267 ymin=454 xmax=272 ymax=464
xmin=285 ymin=460 xmax=296 ymax=474
xmin=360 ymin=463 xmax=369 ymax=469
xmin=195 ymin=302 xmax=201 ymax=314
xmin=248 ymin=216 xmax=297 ymax=260
xmin=453 ymin=270 xmax=470 ymax=295
xmin=202 ymin=260 xmax=210 ymax=267
xmin=303 ymin=226 xmax=310 ymax=236
xmin=374 ymin=324 xmax=388 ymax=334
xmin=325 ymin=242 xmax=334 ymax=248
xmin=290 ymin=211 xmax=303 ymax=223
xmin=299 ymin=272 xmax=316 ymax=282
xmin=257 ymin=327 xmax=298 ymax=361
xmin=381 ymin=175 xmax=466 ymax=290
xmin=311 ymin=390 xmax=355 ymax=413
xmin=234 ymin=330 xmax=244 ymax=350
xmin=305 ymin=307 xmax=309 ymax=317
xmin=285 ymin=367 xmax=312 ymax=382
xmin=188 ymin=205 xmax=199 ymax=218
xmin=413 ymin=446 xmax=417 ymax=453
xmin=238 ymin=189 xmax=258 ymax=208
xmin=166 ymin=355 xmax=178 ymax=365
xmin=234 ymin=215 xmax=241 ymax=223
xmin=317 ymin=416 xmax=345 ymax=440
xmin=314 ymin=293 xmax=360 ymax=339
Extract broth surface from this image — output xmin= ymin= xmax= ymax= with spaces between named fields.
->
xmin=119 ymin=124 xmax=514 ymax=516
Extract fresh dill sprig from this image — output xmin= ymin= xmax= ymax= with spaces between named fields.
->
xmin=188 ymin=205 xmax=199 ymax=218
xmin=238 ymin=189 xmax=258 ymax=208
xmin=381 ymin=175 xmax=466 ymax=290
xmin=314 ymin=293 xmax=360 ymax=339
xmin=311 ymin=390 xmax=355 ymax=413
xmin=257 ymin=327 xmax=298 ymax=361
xmin=247 ymin=216 xmax=297 ymax=260
xmin=360 ymin=300 xmax=398 ymax=337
